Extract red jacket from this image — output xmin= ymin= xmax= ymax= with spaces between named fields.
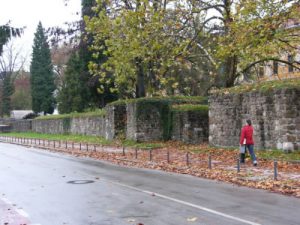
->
xmin=240 ymin=125 xmax=254 ymax=145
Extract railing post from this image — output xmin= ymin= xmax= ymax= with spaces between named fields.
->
xmin=208 ymin=154 xmax=212 ymax=169
xmin=149 ymin=149 xmax=152 ymax=161
xmin=274 ymin=161 xmax=278 ymax=180
xmin=186 ymin=152 xmax=190 ymax=166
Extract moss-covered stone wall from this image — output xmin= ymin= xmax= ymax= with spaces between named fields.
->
xmin=209 ymin=88 xmax=300 ymax=151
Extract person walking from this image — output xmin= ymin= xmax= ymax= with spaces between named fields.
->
xmin=240 ymin=119 xmax=257 ymax=166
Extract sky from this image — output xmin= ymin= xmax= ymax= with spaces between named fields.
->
xmin=0 ymin=0 xmax=81 ymax=70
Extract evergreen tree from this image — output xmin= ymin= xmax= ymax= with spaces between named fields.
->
xmin=57 ymin=52 xmax=91 ymax=113
xmin=56 ymin=0 xmax=117 ymax=113
xmin=1 ymin=73 xmax=14 ymax=116
xmin=30 ymin=22 xmax=55 ymax=114
xmin=0 ymin=24 xmax=21 ymax=55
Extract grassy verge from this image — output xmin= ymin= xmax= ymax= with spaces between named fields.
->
xmin=213 ymin=78 xmax=300 ymax=95
xmin=122 ymin=139 xmax=164 ymax=149
xmin=257 ymin=149 xmax=300 ymax=161
xmin=1 ymin=132 xmax=299 ymax=160
xmin=36 ymin=109 xmax=106 ymax=120
xmin=0 ymin=132 xmax=164 ymax=149
xmin=1 ymin=132 xmax=112 ymax=145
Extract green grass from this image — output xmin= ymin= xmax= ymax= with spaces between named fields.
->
xmin=122 ymin=139 xmax=164 ymax=149
xmin=36 ymin=109 xmax=106 ymax=120
xmin=172 ymin=104 xmax=209 ymax=112
xmin=108 ymin=96 xmax=208 ymax=106
xmin=1 ymin=132 xmax=112 ymax=145
xmin=0 ymin=132 xmax=163 ymax=149
xmin=257 ymin=149 xmax=300 ymax=161
xmin=214 ymin=78 xmax=300 ymax=95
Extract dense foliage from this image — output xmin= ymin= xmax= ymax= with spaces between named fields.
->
xmin=30 ymin=22 xmax=56 ymax=114
xmin=86 ymin=0 xmax=300 ymax=97
xmin=56 ymin=0 xmax=117 ymax=113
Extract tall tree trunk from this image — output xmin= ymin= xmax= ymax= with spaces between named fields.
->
xmin=135 ymin=58 xmax=146 ymax=98
xmin=224 ymin=55 xmax=238 ymax=87
xmin=223 ymin=0 xmax=238 ymax=87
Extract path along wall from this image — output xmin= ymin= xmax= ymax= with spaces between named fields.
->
xmin=209 ymin=88 xmax=300 ymax=151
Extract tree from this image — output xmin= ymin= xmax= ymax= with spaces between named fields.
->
xmin=30 ymin=22 xmax=56 ymax=114
xmin=11 ymin=70 xmax=32 ymax=110
xmin=1 ymin=73 xmax=14 ymax=116
xmin=0 ymin=24 xmax=22 ymax=116
xmin=0 ymin=23 xmax=22 ymax=56
xmin=86 ymin=0 xmax=300 ymax=93
xmin=57 ymin=51 xmax=92 ymax=113
xmin=0 ymin=42 xmax=27 ymax=116
xmin=187 ymin=0 xmax=300 ymax=87
xmin=54 ymin=0 xmax=117 ymax=113
xmin=86 ymin=0 xmax=194 ymax=97
xmin=51 ymin=44 xmax=73 ymax=89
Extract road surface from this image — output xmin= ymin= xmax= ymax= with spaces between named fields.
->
xmin=0 ymin=142 xmax=299 ymax=225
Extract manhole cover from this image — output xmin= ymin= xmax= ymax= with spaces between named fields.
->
xmin=67 ymin=180 xmax=95 ymax=184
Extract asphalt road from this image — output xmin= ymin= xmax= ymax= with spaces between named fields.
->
xmin=0 ymin=142 xmax=299 ymax=225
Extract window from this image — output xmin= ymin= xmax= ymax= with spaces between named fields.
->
xmin=288 ymin=55 xmax=293 ymax=73
xmin=259 ymin=66 xmax=264 ymax=78
xmin=273 ymin=61 xmax=278 ymax=75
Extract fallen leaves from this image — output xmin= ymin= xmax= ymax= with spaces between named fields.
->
xmin=187 ymin=217 xmax=198 ymax=222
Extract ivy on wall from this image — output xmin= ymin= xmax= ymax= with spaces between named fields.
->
xmin=62 ymin=118 xmax=71 ymax=134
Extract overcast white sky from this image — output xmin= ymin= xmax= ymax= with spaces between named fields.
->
xmin=0 ymin=0 xmax=81 ymax=70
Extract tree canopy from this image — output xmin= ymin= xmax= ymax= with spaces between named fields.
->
xmin=30 ymin=22 xmax=56 ymax=114
xmin=86 ymin=0 xmax=300 ymax=96
xmin=0 ymin=24 xmax=22 ymax=56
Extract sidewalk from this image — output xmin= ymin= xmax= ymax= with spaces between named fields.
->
xmin=0 ymin=198 xmax=31 ymax=225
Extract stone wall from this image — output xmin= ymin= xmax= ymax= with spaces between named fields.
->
xmin=70 ymin=117 xmax=106 ymax=137
xmin=0 ymin=125 xmax=11 ymax=133
xmin=106 ymin=104 xmax=127 ymax=140
xmin=171 ymin=110 xmax=208 ymax=144
xmin=30 ymin=105 xmax=126 ymax=140
xmin=32 ymin=119 xmax=66 ymax=134
xmin=125 ymin=100 xmax=209 ymax=143
xmin=126 ymin=101 xmax=168 ymax=141
xmin=11 ymin=120 xmax=32 ymax=132
xmin=1 ymin=98 xmax=209 ymax=144
xmin=209 ymin=88 xmax=300 ymax=151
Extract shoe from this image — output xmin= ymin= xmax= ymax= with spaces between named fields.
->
xmin=240 ymin=153 xmax=245 ymax=164
xmin=253 ymin=160 xmax=258 ymax=166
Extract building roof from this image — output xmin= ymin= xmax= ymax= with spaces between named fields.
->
xmin=10 ymin=110 xmax=34 ymax=119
